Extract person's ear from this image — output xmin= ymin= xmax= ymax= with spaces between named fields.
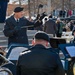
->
xmin=46 ymin=41 xmax=48 ymax=46
xmin=32 ymin=40 xmax=35 ymax=45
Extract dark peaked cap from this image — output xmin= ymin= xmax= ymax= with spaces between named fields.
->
xmin=34 ymin=31 xmax=50 ymax=42
xmin=14 ymin=7 xmax=24 ymax=12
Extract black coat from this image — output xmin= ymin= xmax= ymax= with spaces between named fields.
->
xmin=44 ymin=19 xmax=57 ymax=37
xmin=17 ymin=44 xmax=65 ymax=75
xmin=3 ymin=15 xmax=34 ymax=45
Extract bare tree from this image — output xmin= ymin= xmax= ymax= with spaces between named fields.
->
xmin=68 ymin=0 xmax=71 ymax=10
xmin=62 ymin=0 xmax=64 ymax=10
xmin=18 ymin=0 xmax=21 ymax=6
xmin=28 ymin=0 xmax=31 ymax=18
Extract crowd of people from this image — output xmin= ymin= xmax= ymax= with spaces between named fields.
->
xmin=52 ymin=9 xmax=74 ymax=18
xmin=1 ymin=6 xmax=66 ymax=75
xmin=0 ymin=0 xmax=75 ymax=75
xmin=0 ymin=2 xmax=75 ymax=74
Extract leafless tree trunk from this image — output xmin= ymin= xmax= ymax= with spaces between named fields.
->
xmin=37 ymin=0 xmax=39 ymax=14
xmin=62 ymin=0 xmax=64 ymax=10
xmin=33 ymin=0 xmax=36 ymax=15
xmin=47 ymin=0 xmax=51 ymax=14
xmin=28 ymin=0 xmax=31 ymax=18
xmin=18 ymin=0 xmax=21 ymax=7
xmin=68 ymin=0 xmax=71 ymax=10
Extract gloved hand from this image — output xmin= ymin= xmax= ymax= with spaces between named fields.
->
xmin=13 ymin=26 xmax=21 ymax=33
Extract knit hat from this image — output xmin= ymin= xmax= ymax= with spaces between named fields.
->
xmin=14 ymin=7 xmax=24 ymax=12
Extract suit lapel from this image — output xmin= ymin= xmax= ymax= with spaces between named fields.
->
xmin=10 ymin=16 xmax=24 ymax=27
xmin=10 ymin=16 xmax=19 ymax=26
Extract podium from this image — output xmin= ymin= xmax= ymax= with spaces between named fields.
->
xmin=58 ymin=43 xmax=75 ymax=58
xmin=58 ymin=43 xmax=75 ymax=75
xmin=49 ymin=37 xmax=66 ymax=53
xmin=50 ymin=37 xmax=66 ymax=48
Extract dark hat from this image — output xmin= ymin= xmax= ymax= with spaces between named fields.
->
xmin=34 ymin=31 xmax=50 ymax=42
xmin=14 ymin=7 xmax=24 ymax=12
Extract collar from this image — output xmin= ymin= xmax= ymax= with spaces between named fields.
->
xmin=22 ymin=44 xmax=48 ymax=53
xmin=32 ymin=44 xmax=47 ymax=49
xmin=14 ymin=17 xmax=19 ymax=22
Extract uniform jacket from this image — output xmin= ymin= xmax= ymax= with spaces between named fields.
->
xmin=44 ymin=19 xmax=57 ymax=37
xmin=17 ymin=44 xmax=65 ymax=75
xmin=3 ymin=15 xmax=34 ymax=45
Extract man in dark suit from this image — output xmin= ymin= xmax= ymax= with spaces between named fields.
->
xmin=0 ymin=0 xmax=9 ymax=23
xmin=44 ymin=18 xmax=57 ymax=37
xmin=17 ymin=31 xmax=65 ymax=75
xmin=3 ymin=7 xmax=34 ymax=47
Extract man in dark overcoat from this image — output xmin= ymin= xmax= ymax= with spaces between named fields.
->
xmin=3 ymin=7 xmax=34 ymax=47
xmin=17 ymin=31 xmax=65 ymax=75
xmin=44 ymin=18 xmax=57 ymax=37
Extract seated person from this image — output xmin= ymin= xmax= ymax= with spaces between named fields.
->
xmin=17 ymin=31 xmax=65 ymax=75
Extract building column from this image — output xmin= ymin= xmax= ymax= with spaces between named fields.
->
xmin=47 ymin=0 xmax=51 ymax=14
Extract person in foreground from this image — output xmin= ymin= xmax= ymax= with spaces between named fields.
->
xmin=17 ymin=31 xmax=65 ymax=75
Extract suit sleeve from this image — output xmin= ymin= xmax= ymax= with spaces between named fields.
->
xmin=3 ymin=20 xmax=15 ymax=37
xmin=55 ymin=54 xmax=65 ymax=75
xmin=26 ymin=19 xmax=35 ymax=27
xmin=21 ymin=17 xmax=35 ymax=28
